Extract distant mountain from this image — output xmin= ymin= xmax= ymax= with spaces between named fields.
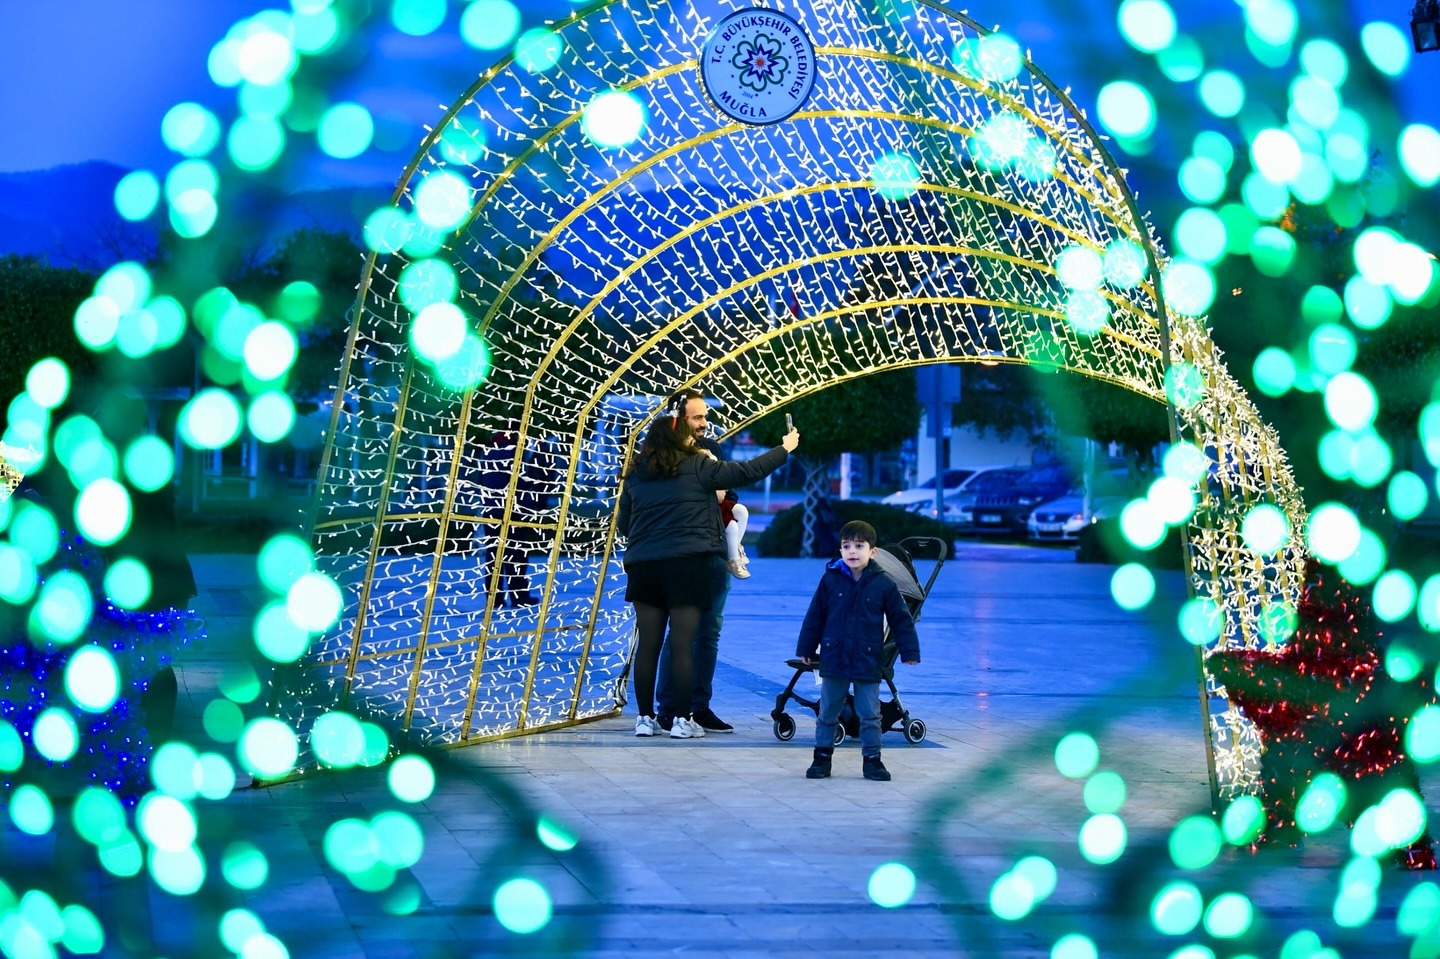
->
xmin=0 ymin=161 xmax=389 ymax=269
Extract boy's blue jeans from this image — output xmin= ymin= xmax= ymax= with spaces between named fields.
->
xmin=816 ymin=677 xmax=882 ymax=758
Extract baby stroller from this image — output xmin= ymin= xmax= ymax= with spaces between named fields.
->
xmin=771 ymin=536 xmax=947 ymax=745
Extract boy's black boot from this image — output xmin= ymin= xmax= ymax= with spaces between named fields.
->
xmin=805 ymin=748 xmax=833 ymax=779
xmin=862 ymin=756 xmax=891 ymax=781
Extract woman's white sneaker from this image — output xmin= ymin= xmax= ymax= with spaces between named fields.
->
xmin=669 ymin=717 xmax=707 ymax=739
xmin=635 ymin=715 xmax=661 ymax=737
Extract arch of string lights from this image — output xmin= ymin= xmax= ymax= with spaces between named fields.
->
xmin=284 ymin=0 xmax=1309 ymax=797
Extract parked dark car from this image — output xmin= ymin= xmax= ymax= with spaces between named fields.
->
xmin=945 ymin=468 xmax=1030 ymax=533
xmin=971 ymin=464 xmax=1074 ymax=536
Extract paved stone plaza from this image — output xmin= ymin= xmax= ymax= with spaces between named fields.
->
xmin=170 ymin=546 xmax=1422 ymax=958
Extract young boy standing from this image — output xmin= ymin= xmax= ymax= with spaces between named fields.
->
xmin=796 ymin=521 xmax=920 ymax=781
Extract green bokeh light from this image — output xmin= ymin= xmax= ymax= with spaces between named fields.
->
xmin=438 ymin=118 xmax=487 ymax=166
xmin=1306 ymin=502 xmax=1361 ymax=563
xmin=460 ymin=0 xmax=520 ymax=50
xmin=1241 ymin=503 xmax=1290 ymax=554
xmin=1097 ymin=81 xmax=1156 ymax=139
xmin=372 ymin=810 xmax=425 ymax=869
xmin=179 ymin=388 xmax=243 ymax=450
xmin=123 ymin=435 xmax=175 ymax=492
xmin=1119 ymin=500 xmax=1165 ymax=550
xmin=871 ymin=152 xmax=922 ymax=201
xmin=32 ymin=570 xmax=93 ymax=644
xmin=64 ymin=646 xmax=120 ymax=713
xmin=162 ymin=102 xmax=222 ymax=157
xmin=1083 ymin=770 xmax=1126 ymax=814
xmin=73 ymin=786 xmax=126 ymax=845
xmin=203 ymin=698 xmax=246 ymax=743
xmin=254 ymin=602 xmax=312 ymax=662
xmin=392 ymin=0 xmax=447 ymax=36
xmin=389 ymin=754 xmax=437 ymax=803
xmin=1253 ymin=346 xmax=1296 ymax=397
xmin=1359 ymin=21 xmax=1410 ymax=76
xmin=223 ymin=841 xmax=270 ymax=890
xmin=537 ymin=816 xmax=578 ymax=852
xmin=1051 ymin=933 xmax=1098 ymax=959
xmin=1204 ymin=892 xmax=1254 ymax=938
xmin=399 ymin=258 xmax=459 ymax=312
xmin=75 ymin=477 xmax=132 ymax=546
xmin=114 ymin=170 xmax=161 ymax=221
xmin=248 ymin=391 xmax=296 ymax=444
xmin=33 ymin=707 xmax=80 ymax=762
xmin=1175 ymin=208 xmax=1227 ymax=264
xmin=1260 ymin=602 xmax=1298 ymax=646
xmin=364 ymin=207 xmax=414 ymax=254
xmin=149 ymin=846 xmax=206 ymax=896
xmin=1398 ymin=883 xmax=1440 ymax=937
xmin=990 ymin=871 xmax=1037 ymax=920
xmin=414 ymin=170 xmax=475 ymax=230
xmin=1117 ymin=0 xmax=1177 ymax=52
xmin=242 ymin=321 xmax=298 ymax=381
xmin=238 ymin=717 xmax=300 ymax=779
xmin=312 ymin=711 xmax=366 ymax=768
xmin=151 ymin=742 xmax=201 ymax=800
xmin=493 ymin=877 xmax=552 ymax=933
xmin=1161 ymin=260 xmax=1215 ymax=317
xmin=1399 ymin=124 xmax=1440 ymax=187
xmin=1151 ymin=881 xmax=1203 ymax=936
xmin=1336 ymin=528 xmax=1385 ymax=586
xmin=219 ymin=908 xmax=266 ymax=954
xmin=410 ymin=302 xmax=470 ymax=362
xmin=1221 ymin=795 xmax=1266 ymax=844
xmin=1055 ymin=732 xmax=1100 ymax=779
xmin=228 ymin=115 xmax=287 ymax=171
xmin=1102 ymin=239 xmax=1148 ymax=288
xmin=1178 ymin=156 xmax=1225 ymax=205
xmin=1250 ymin=226 xmax=1296 ymax=276
xmin=1078 ymin=813 xmax=1127 ymax=864
xmin=1178 ymin=597 xmax=1222 ymax=646
xmin=1373 ymin=569 xmax=1417 ymax=622
xmin=138 ymin=793 xmax=198 ymax=851
xmin=9 ymin=785 xmax=55 ymax=836
xmin=1388 ymin=471 xmax=1429 ymax=521
xmin=1065 ymin=291 xmax=1111 ymax=335
xmin=515 ymin=28 xmax=565 ymax=73
xmin=318 ymin=102 xmax=374 ymax=159
xmin=1407 ymin=705 xmax=1440 ymax=763
xmin=0 ymin=720 xmax=24 ymax=773
xmin=1199 ymin=71 xmax=1245 ymax=117
xmin=1169 ymin=816 xmax=1222 ymax=870
xmin=258 ymin=535 xmax=315 ymax=594
xmin=286 ymin=571 xmax=344 ymax=632
xmin=1157 ymin=35 xmax=1204 ymax=82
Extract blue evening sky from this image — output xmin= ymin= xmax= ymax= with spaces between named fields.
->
xmin=0 ymin=1 xmax=1432 ymax=178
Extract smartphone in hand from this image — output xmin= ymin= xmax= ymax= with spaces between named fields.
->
xmin=785 ymin=413 xmax=793 ymax=432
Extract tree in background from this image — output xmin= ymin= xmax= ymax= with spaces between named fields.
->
xmin=749 ymin=366 xmax=920 ymax=556
xmin=0 ymin=255 xmax=98 ymax=408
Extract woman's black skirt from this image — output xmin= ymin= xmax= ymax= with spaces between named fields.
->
xmin=623 ymin=553 xmax=714 ymax=610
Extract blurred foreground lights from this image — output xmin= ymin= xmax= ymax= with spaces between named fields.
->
xmin=1151 ymin=881 xmax=1202 ymax=935
xmin=536 ymin=816 xmax=578 ymax=852
xmin=410 ymin=302 xmax=469 ymax=362
xmin=139 ymin=794 xmax=198 ymax=851
xmin=32 ymin=570 xmax=93 ymax=644
xmin=64 ymin=646 xmax=121 ymax=713
xmin=582 ymin=90 xmax=647 ymax=149
xmin=1078 ymin=813 xmax=1127 ymax=864
xmin=1051 ymin=934 xmax=1098 ymax=959
xmin=493 ymin=878 xmax=553 ymax=934
xmin=243 ymin=322 xmax=299 ymax=381
xmin=254 ymin=602 xmax=313 ymax=662
xmin=1110 ymin=560 xmax=1157 ymax=608
xmin=75 ymin=478 xmax=132 ymax=546
xmin=238 ymin=718 xmax=300 ymax=780
xmin=9 ymin=785 xmax=54 ymax=836
xmin=413 ymin=170 xmax=474 ymax=231
xmin=285 ymin=571 xmax=343 ymax=632
xmin=124 ymin=435 xmax=176 ymax=492
xmin=1241 ymin=503 xmax=1290 ymax=555
xmin=248 ymin=391 xmax=297 ymax=444
xmin=179 ymin=389 xmax=243 ymax=450
xmin=223 ymin=842 xmax=270 ymax=890
xmin=867 ymin=862 xmax=916 ymax=908
xmin=388 ymin=754 xmax=436 ymax=803
xmin=311 ymin=712 xmax=365 ymax=768
xmin=26 ymin=358 xmax=71 ymax=409
xmin=1054 ymin=732 xmax=1100 ymax=779
xmin=1305 ymin=502 xmax=1361 ymax=563
xmin=870 ymin=152 xmax=922 ymax=201
xmin=1221 ymin=795 xmax=1266 ymax=845
xmin=460 ymin=0 xmax=521 ymax=50
xmin=258 ymin=534 xmax=315 ymax=594
xmin=33 ymin=708 xmax=80 ymax=762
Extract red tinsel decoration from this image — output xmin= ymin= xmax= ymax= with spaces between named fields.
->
xmin=1208 ymin=560 xmax=1436 ymax=868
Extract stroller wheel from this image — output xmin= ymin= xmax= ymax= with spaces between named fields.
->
xmin=773 ymin=714 xmax=796 ymax=741
xmin=903 ymin=719 xmax=927 ymax=744
xmin=832 ymin=725 xmax=846 ymax=747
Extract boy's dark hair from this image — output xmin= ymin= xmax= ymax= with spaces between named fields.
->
xmin=838 ymin=520 xmax=878 ymax=547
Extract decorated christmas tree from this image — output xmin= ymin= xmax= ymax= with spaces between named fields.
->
xmin=1209 ymin=559 xmax=1435 ymax=867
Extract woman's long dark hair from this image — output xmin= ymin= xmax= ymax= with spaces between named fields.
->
xmin=625 ymin=397 xmax=698 ymax=478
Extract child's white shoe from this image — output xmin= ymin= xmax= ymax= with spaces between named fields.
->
xmin=726 ymin=557 xmax=751 ymax=579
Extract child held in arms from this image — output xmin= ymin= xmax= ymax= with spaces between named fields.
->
xmin=795 ymin=520 xmax=919 ymax=782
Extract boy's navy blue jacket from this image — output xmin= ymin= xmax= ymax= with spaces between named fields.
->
xmin=795 ymin=558 xmax=920 ymax=682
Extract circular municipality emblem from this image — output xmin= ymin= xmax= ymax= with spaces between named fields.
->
xmin=700 ymin=8 xmax=817 ymax=126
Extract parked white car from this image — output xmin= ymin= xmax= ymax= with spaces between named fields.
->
xmin=880 ymin=468 xmax=976 ymax=509
xmin=908 ymin=467 xmax=1028 ymax=526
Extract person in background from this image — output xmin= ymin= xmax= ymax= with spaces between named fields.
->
xmin=656 ymin=390 xmax=737 ymax=733
xmin=619 ymin=394 xmax=798 ymax=740
xmin=796 ymin=520 xmax=920 ymax=781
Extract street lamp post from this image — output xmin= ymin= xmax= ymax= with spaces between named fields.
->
xmin=1414 ymin=0 xmax=1440 ymax=53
